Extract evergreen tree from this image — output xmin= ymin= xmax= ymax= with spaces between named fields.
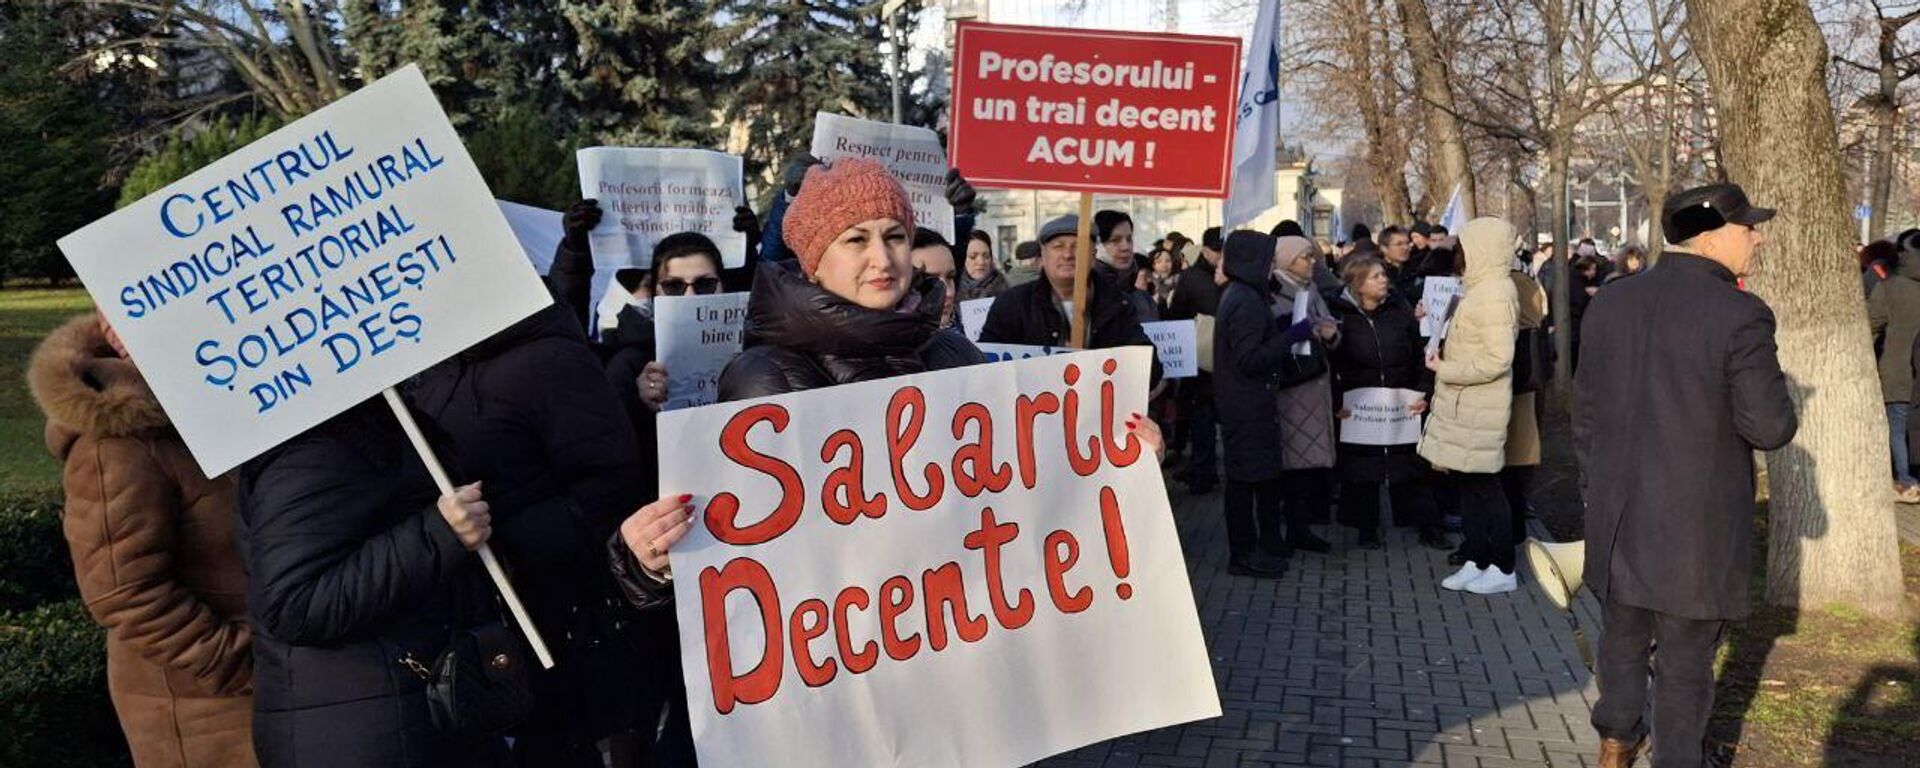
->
xmin=343 ymin=0 xmax=569 ymax=128
xmin=465 ymin=105 xmax=579 ymax=209
xmin=0 ymin=6 xmax=120 ymax=282
xmin=556 ymin=0 xmax=724 ymax=148
xmin=708 ymin=0 xmax=892 ymax=179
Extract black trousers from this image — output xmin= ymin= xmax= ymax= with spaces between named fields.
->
xmin=1222 ymin=477 xmax=1283 ymax=558
xmin=1280 ymin=468 xmax=1330 ymax=534
xmin=1337 ymin=478 xmax=1437 ymax=532
xmin=1184 ymin=401 xmax=1219 ymax=488
xmin=1454 ymin=472 xmax=1515 ymax=572
xmin=1592 ymin=594 xmax=1729 ymax=768
xmin=1500 ymin=465 xmax=1533 ymax=541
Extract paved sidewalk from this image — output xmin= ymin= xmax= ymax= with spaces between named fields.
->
xmin=1037 ymin=484 xmax=1603 ymax=768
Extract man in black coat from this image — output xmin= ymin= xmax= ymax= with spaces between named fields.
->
xmin=1573 ymin=183 xmax=1797 ymax=768
xmin=978 ymin=213 xmax=1162 ymax=384
xmin=1159 ymin=226 xmax=1226 ymax=493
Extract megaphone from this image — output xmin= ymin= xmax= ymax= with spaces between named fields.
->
xmin=1524 ymin=538 xmax=1586 ymax=612
xmin=1524 ymin=537 xmax=1593 ymax=669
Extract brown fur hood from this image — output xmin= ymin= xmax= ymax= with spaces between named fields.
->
xmin=29 ymin=314 xmax=172 ymax=460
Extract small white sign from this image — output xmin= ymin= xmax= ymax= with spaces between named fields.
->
xmin=496 ymin=200 xmax=563 ymax=275
xmin=975 ymin=342 xmax=1069 ymax=363
xmin=653 ymin=292 xmax=750 ymax=410
xmin=1339 ymin=387 xmax=1426 ymax=446
xmin=811 ymin=112 xmax=955 ymax=243
xmin=1140 ymin=320 xmax=1198 ymax=379
xmin=56 ymin=66 xmax=551 ymax=476
xmin=1420 ymin=276 xmax=1464 ymax=338
xmin=960 ymin=297 xmax=995 ymax=341
xmin=577 ymin=147 xmax=745 ymax=270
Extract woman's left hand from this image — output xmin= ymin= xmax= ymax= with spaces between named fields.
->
xmin=638 ymin=361 xmax=670 ymax=412
xmin=1424 ymin=350 xmax=1442 ymax=371
xmin=1408 ymin=400 xmax=1429 ymax=415
xmin=621 ymin=494 xmax=697 ymax=574
xmin=1125 ymin=411 xmax=1166 ymax=463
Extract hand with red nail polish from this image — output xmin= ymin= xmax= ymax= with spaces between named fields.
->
xmin=621 ymin=493 xmax=698 ymax=573
xmin=1128 ymin=414 xmax=1165 ymax=463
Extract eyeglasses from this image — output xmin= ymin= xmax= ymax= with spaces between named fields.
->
xmin=656 ymin=277 xmax=722 ymax=296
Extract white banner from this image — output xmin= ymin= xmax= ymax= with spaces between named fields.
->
xmin=497 ymin=200 xmax=563 ymax=275
xmin=658 ymin=348 xmax=1219 ymax=768
xmin=1338 ymin=387 xmax=1426 ymax=446
xmin=1419 ymin=276 xmax=1464 ymax=339
xmin=57 ymin=65 xmax=551 ymax=475
xmin=654 ymin=292 xmax=750 ymax=411
xmin=1222 ymin=0 xmax=1282 ymax=229
xmin=577 ymin=147 xmax=745 ymax=274
xmin=960 ymin=297 xmax=994 ymax=341
xmin=1141 ymin=320 xmax=1198 ymax=379
xmin=811 ymin=112 xmax=955 ymax=243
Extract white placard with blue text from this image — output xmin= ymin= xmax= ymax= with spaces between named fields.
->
xmin=56 ymin=65 xmax=552 ymax=476
xmin=1141 ymin=320 xmax=1197 ymax=379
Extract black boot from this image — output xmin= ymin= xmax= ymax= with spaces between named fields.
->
xmin=1285 ymin=506 xmax=1331 ymax=553
xmin=1357 ymin=527 xmax=1383 ymax=550
xmin=1229 ymin=549 xmax=1288 ymax=577
xmin=1419 ymin=526 xmax=1452 ymax=550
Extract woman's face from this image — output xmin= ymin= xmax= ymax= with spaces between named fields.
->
xmin=965 ymin=238 xmax=993 ymax=280
xmin=1357 ymin=265 xmax=1389 ymax=302
xmin=1103 ymin=221 xmax=1135 ymax=266
xmin=813 ymin=218 xmax=911 ymax=310
xmin=1152 ymin=252 xmax=1173 ymax=275
xmin=1282 ymin=253 xmax=1315 ymax=281
xmin=655 ymin=255 xmax=721 ymax=296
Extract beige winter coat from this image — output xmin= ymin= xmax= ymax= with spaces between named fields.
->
xmin=1418 ymin=219 xmax=1520 ymax=473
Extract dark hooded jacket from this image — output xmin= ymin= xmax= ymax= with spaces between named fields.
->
xmin=1213 ymin=231 xmax=1318 ymax=482
xmin=978 ymin=264 xmax=1163 ymax=385
xmin=1868 ymin=244 xmax=1920 ymax=401
xmin=601 ymin=305 xmax=660 ymax=498
xmin=718 ymin=262 xmax=985 ymax=400
xmin=1327 ymin=289 xmax=1431 ymax=484
xmin=236 ymin=399 xmax=496 ymax=768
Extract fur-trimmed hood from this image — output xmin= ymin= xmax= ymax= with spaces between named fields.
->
xmin=29 ymin=314 xmax=172 ymax=460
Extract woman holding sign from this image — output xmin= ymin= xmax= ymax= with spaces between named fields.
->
xmin=1328 ymin=257 xmax=1447 ymax=551
xmin=31 ymin=314 xmax=258 ymax=768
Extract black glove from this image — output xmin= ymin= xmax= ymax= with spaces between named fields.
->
xmin=782 ymin=152 xmax=822 ymax=197
xmin=732 ymin=204 xmax=761 ymax=242
xmin=562 ymin=199 xmax=603 ymax=249
xmin=945 ymin=168 xmax=977 ymax=212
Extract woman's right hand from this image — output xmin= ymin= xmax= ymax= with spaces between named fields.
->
xmin=1408 ymin=400 xmax=1429 ymax=415
xmin=1414 ymin=302 xmax=1428 ymax=320
xmin=437 ymin=482 xmax=491 ymax=551
xmin=1337 ymin=409 xmax=1352 ymax=419
xmin=638 ymin=361 xmax=670 ymax=412
xmin=562 ymin=200 xmax=602 ymax=247
xmin=622 ymin=494 xmax=698 ymax=574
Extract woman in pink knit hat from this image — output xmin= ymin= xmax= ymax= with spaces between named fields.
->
xmin=706 ymin=157 xmax=987 ymax=399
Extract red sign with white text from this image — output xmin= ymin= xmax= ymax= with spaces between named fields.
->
xmin=949 ymin=22 xmax=1241 ymax=198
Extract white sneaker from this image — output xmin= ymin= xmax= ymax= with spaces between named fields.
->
xmin=1465 ymin=567 xmax=1518 ymax=595
xmin=1441 ymin=563 xmax=1488 ymax=591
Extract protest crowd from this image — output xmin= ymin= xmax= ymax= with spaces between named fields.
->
xmin=18 ymin=12 xmax=1835 ymax=768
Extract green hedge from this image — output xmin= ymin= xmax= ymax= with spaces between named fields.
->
xmin=0 ymin=491 xmax=76 ymax=613
xmin=0 ymin=600 xmax=128 ymax=768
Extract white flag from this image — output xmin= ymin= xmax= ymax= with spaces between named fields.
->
xmin=1439 ymin=183 xmax=1469 ymax=235
xmin=1223 ymin=0 xmax=1283 ymax=230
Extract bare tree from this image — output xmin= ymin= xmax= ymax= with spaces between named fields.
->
xmin=1393 ymin=0 xmax=1478 ymax=215
xmin=1286 ymin=0 xmax=1416 ymax=225
xmin=76 ymin=0 xmax=350 ymax=118
xmin=1685 ymin=0 xmax=1908 ymax=620
xmin=1831 ymin=1 xmax=1920 ymax=241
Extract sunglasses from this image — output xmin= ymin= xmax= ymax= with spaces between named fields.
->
xmin=656 ymin=276 xmax=722 ymax=296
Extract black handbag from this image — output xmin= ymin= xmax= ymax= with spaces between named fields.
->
xmin=403 ymin=620 xmax=536 ymax=735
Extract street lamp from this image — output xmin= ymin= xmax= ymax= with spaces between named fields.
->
xmin=884 ymin=0 xmax=909 ymax=124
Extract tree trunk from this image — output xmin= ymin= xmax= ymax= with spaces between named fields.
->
xmin=1392 ymin=0 xmax=1475 ymax=217
xmin=1354 ymin=4 xmax=1412 ymax=226
xmin=1548 ymin=138 xmax=1573 ymax=397
xmin=1685 ymin=0 xmax=1907 ymax=620
xmin=1869 ymin=22 xmax=1900 ymax=242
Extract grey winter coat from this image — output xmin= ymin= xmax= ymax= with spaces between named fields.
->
xmin=1272 ymin=277 xmax=1338 ymax=470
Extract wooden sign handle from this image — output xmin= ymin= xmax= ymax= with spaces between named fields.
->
xmin=382 ymin=388 xmax=557 ymax=669
xmin=1069 ymin=192 xmax=1094 ymax=349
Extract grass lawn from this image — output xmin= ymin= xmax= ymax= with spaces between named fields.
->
xmin=1 ymin=287 xmax=95 ymax=495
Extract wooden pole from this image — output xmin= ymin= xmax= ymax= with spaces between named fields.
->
xmin=1069 ymin=192 xmax=1094 ymax=349
xmin=381 ymin=388 xmax=556 ymax=669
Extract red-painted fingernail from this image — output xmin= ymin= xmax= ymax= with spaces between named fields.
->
xmin=679 ymin=494 xmax=693 ymax=503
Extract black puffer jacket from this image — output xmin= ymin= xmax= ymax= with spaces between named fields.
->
xmin=601 ymin=306 xmax=660 ymax=498
xmin=236 ymin=399 xmax=497 ymax=768
xmin=406 ymin=301 xmax=648 ymax=626
xmin=978 ymin=268 xmax=1163 ymax=384
xmin=1327 ymin=291 xmax=1432 ymax=484
xmin=1213 ymin=232 xmax=1296 ymax=483
xmin=718 ymin=262 xmax=985 ymax=400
